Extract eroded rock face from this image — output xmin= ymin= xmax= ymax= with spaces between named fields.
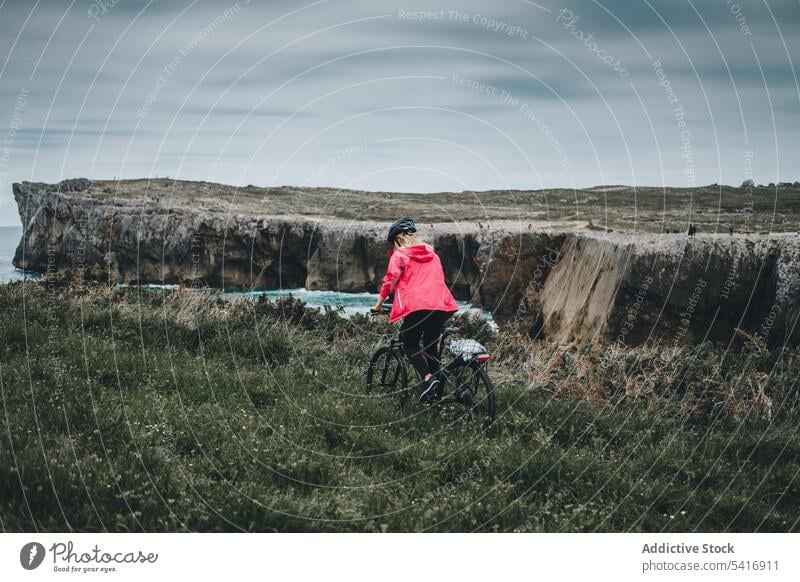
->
xmin=538 ymin=234 xmax=799 ymax=346
xmin=13 ymin=180 xmax=800 ymax=346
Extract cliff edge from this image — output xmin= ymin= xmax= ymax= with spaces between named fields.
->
xmin=13 ymin=179 xmax=800 ymax=346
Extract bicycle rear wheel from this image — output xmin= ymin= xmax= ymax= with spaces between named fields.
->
xmin=447 ymin=363 xmax=496 ymax=431
xmin=366 ymin=346 xmax=411 ymax=407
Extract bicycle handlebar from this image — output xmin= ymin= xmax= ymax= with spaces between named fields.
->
xmin=370 ymin=303 xmax=392 ymax=315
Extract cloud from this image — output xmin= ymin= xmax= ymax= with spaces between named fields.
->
xmin=0 ymin=0 xmax=798 ymax=225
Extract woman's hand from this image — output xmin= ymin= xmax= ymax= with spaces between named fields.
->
xmin=372 ymin=297 xmax=385 ymax=313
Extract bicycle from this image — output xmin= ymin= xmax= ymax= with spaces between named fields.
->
xmin=365 ymin=304 xmax=496 ymax=430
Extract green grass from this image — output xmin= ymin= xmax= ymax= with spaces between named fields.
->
xmin=84 ymin=178 xmax=800 ymax=233
xmin=1 ymin=282 xmax=798 ymax=532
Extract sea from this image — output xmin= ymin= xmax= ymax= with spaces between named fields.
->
xmin=239 ymin=288 xmax=497 ymax=326
xmin=0 ymin=226 xmax=496 ymax=325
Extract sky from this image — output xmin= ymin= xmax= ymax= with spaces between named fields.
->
xmin=0 ymin=0 xmax=798 ymax=225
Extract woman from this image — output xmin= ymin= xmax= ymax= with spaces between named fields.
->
xmin=372 ymin=218 xmax=459 ymax=403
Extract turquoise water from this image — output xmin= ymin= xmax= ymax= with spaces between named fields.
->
xmin=240 ymin=288 xmax=382 ymax=315
xmin=240 ymin=288 xmax=498 ymax=327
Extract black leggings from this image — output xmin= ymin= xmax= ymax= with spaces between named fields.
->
xmin=400 ymin=310 xmax=452 ymax=381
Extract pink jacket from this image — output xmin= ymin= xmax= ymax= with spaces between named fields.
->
xmin=379 ymin=244 xmax=459 ymax=323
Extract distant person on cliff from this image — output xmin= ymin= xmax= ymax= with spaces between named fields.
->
xmin=372 ymin=218 xmax=459 ymax=403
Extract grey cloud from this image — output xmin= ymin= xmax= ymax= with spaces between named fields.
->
xmin=0 ymin=0 xmax=798 ymax=225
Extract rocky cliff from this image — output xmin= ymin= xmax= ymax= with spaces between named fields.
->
xmin=13 ymin=179 xmax=800 ymax=346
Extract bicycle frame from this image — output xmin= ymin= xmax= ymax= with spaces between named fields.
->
xmin=388 ymin=326 xmax=471 ymax=384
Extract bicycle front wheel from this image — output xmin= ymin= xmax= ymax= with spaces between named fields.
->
xmin=366 ymin=346 xmax=411 ymax=407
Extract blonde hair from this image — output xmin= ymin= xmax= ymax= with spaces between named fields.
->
xmin=395 ymin=232 xmax=425 ymax=247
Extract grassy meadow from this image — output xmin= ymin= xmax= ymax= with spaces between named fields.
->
xmin=76 ymin=178 xmax=800 ymax=233
xmin=1 ymin=281 xmax=799 ymax=532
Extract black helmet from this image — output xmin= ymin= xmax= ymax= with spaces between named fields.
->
xmin=387 ymin=217 xmax=416 ymax=243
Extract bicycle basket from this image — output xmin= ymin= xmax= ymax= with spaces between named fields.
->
xmin=448 ymin=339 xmax=488 ymax=361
